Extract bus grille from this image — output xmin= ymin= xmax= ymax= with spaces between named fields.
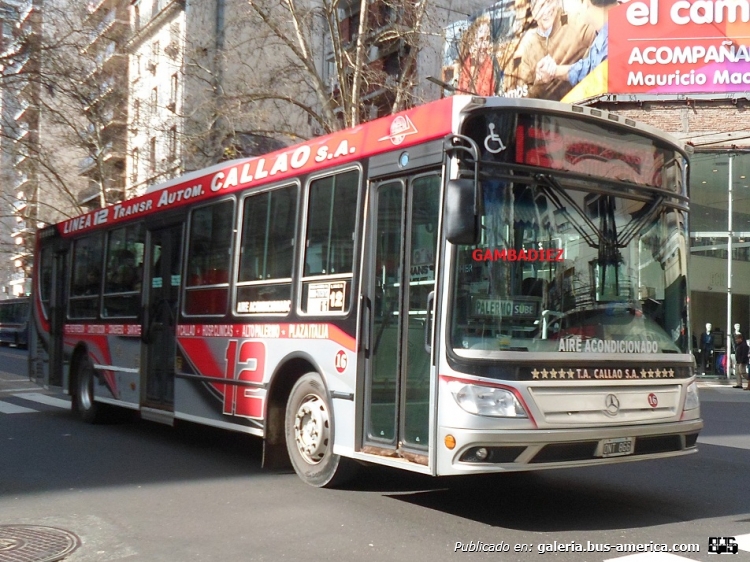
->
xmin=528 ymin=385 xmax=682 ymax=426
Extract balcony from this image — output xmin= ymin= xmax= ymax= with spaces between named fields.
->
xmin=130 ymin=0 xmax=184 ymax=45
xmin=101 ymin=140 xmax=126 ymax=163
xmin=12 ymin=199 xmax=28 ymax=214
xmin=83 ymin=78 xmax=115 ymax=111
xmin=79 ymin=155 xmax=96 ymax=175
xmin=15 ymin=173 xmax=33 ymax=191
xmin=15 ymin=123 xmax=30 ymax=141
xmin=86 ymin=0 xmax=112 ymax=16
xmin=14 ymin=153 xmax=29 ymax=169
xmin=11 ymin=250 xmax=31 ymax=262
xmin=17 ymin=2 xmax=35 ymax=26
xmin=86 ymin=7 xmax=128 ymax=50
xmin=77 ymin=182 xmax=123 ymax=207
xmin=78 ymin=184 xmax=101 ymax=206
xmin=11 ymin=225 xmax=32 ymax=238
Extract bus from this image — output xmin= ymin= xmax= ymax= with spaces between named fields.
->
xmin=29 ymin=96 xmax=702 ymax=487
xmin=0 ymin=297 xmax=29 ymax=348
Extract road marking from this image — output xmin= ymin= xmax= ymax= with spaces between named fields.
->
xmin=0 ymin=401 xmax=36 ymax=414
xmin=15 ymin=392 xmax=70 ymax=409
xmin=0 ymin=387 xmax=40 ymax=393
xmin=736 ymin=533 xmax=750 ymax=552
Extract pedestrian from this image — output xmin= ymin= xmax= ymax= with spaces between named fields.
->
xmin=733 ymin=333 xmax=748 ymax=389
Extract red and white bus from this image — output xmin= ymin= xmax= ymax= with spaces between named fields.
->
xmin=29 ymin=96 xmax=702 ymax=487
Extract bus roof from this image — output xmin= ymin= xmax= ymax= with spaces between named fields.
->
xmin=53 ymin=96 xmax=460 ymax=239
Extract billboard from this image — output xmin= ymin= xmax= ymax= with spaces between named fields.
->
xmin=442 ymin=0 xmax=750 ymax=103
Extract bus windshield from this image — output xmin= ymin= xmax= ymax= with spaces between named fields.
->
xmin=450 ymin=110 xmax=689 ymax=357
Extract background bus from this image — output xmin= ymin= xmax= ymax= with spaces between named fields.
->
xmin=0 ymin=297 xmax=29 ymax=348
xmin=29 ymin=96 xmax=702 ymax=487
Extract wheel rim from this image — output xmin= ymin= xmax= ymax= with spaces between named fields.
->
xmin=78 ymin=363 xmax=93 ymax=412
xmin=293 ymin=393 xmax=330 ymax=465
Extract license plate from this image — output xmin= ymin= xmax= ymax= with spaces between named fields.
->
xmin=601 ymin=437 xmax=634 ymax=458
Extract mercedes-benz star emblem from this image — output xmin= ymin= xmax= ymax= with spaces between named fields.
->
xmin=604 ymin=394 xmax=620 ymax=416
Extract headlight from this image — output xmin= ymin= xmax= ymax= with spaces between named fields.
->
xmin=683 ymin=381 xmax=700 ymax=411
xmin=447 ymin=381 xmax=527 ymax=418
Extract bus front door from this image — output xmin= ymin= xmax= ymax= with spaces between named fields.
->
xmin=363 ymin=173 xmax=440 ymax=460
xmin=142 ymin=224 xmax=183 ymax=412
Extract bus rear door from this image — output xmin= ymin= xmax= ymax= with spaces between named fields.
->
xmin=142 ymin=223 xmax=183 ymax=417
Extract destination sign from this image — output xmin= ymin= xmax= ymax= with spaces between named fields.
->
xmin=472 ymin=298 xmax=539 ymax=318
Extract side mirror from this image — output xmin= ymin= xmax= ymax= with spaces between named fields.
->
xmin=444 ymin=179 xmax=479 ymax=245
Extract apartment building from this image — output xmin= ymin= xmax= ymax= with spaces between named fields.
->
xmin=125 ymin=0 xmax=184 ymax=197
xmin=0 ymin=0 xmax=40 ymax=296
xmin=79 ymin=0 xmax=130 ymax=208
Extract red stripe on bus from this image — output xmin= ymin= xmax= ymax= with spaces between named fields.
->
xmin=63 ymin=333 xmax=119 ymax=399
xmin=176 ymin=323 xmax=357 ymax=351
xmin=56 ymin=98 xmax=455 ymax=238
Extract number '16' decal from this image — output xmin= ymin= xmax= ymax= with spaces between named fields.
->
xmin=223 ymin=340 xmax=266 ymax=418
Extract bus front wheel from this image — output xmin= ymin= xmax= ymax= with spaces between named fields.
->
xmin=73 ymin=355 xmax=104 ymax=424
xmin=284 ymin=373 xmax=356 ymax=488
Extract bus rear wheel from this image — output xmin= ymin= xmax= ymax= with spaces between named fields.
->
xmin=284 ymin=373 xmax=356 ymax=488
xmin=74 ymin=355 xmax=104 ymax=424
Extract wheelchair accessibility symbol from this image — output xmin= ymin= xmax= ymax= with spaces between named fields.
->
xmin=484 ymin=124 xmax=506 ymax=154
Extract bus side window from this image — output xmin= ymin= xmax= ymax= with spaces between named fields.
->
xmin=39 ymin=248 xmax=54 ymax=318
xmin=185 ymin=199 xmax=234 ymax=316
xmin=304 ymin=170 xmax=359 ymax=277
xmin=236 ymin=184 xmax=297 ymax=315
xmin=103 ymin=223 xmax=146 ymax=318
xmin=69 ymin=234 xmax=104 ymax=319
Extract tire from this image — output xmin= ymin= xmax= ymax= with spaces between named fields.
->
xmin=73 ymin=355 xmax=104 ymax=424
xmin=285 ymin=372 xmax=357 ymax=488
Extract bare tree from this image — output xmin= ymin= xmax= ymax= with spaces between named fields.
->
xmin=177 ymin=0 xmax=438 ymax=171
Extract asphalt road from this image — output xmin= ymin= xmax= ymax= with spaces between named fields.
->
xmin=1 ymin=347 xmax=748 ymax=562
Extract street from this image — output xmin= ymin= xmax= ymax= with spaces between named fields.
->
xmin=1 ymin=345 xmax=749 ymax=562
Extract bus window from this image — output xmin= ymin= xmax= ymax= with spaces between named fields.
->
xmin=301 ymin=170 xmax=359 ymax=314
xmin=39 ymin=248 xmax=53 ymax=319
xmin=69 ymin=234 xmax=103 ymax=319
xmin=185 ymin=199 xmax=234 ymax=315
xmin=304 ymin=170 xmax=359 ymax=277
xmin=103 ymin=223 xmax=145 ymax=318
xmin=237 ymin=184 xmax=297 ymax=315
xmin=0 ymin=298 xmax=30 ymax=348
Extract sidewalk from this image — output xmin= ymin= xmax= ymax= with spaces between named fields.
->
xmin=696 ymin=373 xmax=745 ymax=388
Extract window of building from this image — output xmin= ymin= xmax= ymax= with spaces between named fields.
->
xmin=185 ymin=200 xmax=234 ymax=315
xmin=168 ymin=127 xmax=177 ymax=161
xmin=132 ymin=99 xmax=140 ymax=129
xmin=236 ymin=184 xmax=298 ymax=315
xmin=103 ymin=223 xmax=145 ymax=318
xmin=150 ymin=87 xmax=157 ymax=115
xmin=169 ymin=74 xmax=178 ymax=111
xmin=343 ymin=8 xmax=361 ymax=43
xmin=131 ymin=147 xmax=139 ymax=184
xmin=69 ymin=234 xmax=104 ymax=319
xmin=149 ymin=137 xmax=156 ymax=173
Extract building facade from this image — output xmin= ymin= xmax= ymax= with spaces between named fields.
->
xmin=126 ymin=0 xmax=185 ymax=197
xmin=79 ymin=0 xmax=130 ymax=208
xmin=0 ymin=0 xmax=40 ymax=296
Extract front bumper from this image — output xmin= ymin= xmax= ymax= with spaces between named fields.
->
xmin=436 ymin=418 xmax=703 ymax=475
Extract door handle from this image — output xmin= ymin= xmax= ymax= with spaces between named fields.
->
xmin=424 ymin=291 xmax=435 ymax=353
xmin=360 ymin=294 xmax=371 ymax=358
